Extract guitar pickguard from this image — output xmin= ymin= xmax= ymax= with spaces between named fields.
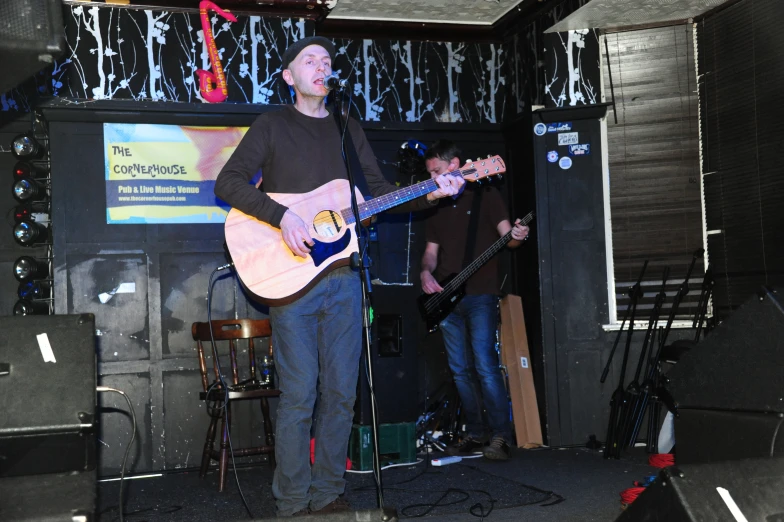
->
xmin=310 ymin=227 xmax=353 ymax=267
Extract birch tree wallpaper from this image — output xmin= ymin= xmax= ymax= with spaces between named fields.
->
xmin=1 ymin=1 xmax=601 ymax=119
xmin=332 ymin=39 xmax=505 ymax=123
xmin=2 ymin=4 xmax=506 ymax=124
xmin=58 ymin=4 xmax=308 ymax=104
xmin=504 ymin=0 xmax=600 ymax=114
xmin=542 ymin=28 xmax=600 ymax=107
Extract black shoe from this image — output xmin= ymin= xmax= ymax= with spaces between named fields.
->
xmin=445 ymin=436 xmax=486 ymax=456
xmin=482 ymin=436 xmax=511 ymax=460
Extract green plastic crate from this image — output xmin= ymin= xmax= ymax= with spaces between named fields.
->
xmin=348 ymin=422 xmax=417 ymax=471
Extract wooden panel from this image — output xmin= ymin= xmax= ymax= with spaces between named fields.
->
xmin=500 ymin=294 xmax=543 ymax=448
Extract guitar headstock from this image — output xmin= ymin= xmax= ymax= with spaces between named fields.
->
xmin=458 ymin=155 xmax=506 ymax=182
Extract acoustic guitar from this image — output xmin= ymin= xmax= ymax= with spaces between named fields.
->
xmin=225 ymin=156 xmax=506 ymax=305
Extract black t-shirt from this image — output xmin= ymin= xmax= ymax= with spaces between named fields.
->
xmin=425 ymin=185 xmax=509 ymax=296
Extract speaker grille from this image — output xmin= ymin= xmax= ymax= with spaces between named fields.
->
xmin=0 ymin=1 xmax=52 ymax=42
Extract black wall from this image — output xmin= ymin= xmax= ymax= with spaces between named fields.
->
xmin=36 ymin=100 xmax=508 ymax=474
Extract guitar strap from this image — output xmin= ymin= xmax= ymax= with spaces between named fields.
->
xmin=462 ymin=186 xmax=484 ymax=270
xmin=330 ymin=101 xmax=371 ymax=198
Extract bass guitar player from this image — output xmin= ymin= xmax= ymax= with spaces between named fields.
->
xmin=419 ymin=139 xmax=529 ymax=461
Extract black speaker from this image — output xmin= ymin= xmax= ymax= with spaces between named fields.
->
xmin=667 ymin=288 xmax=784 ymax=412
xmin=676 ymin=409 xmax=784 ymax=465
xmin=0 ymin=0 xmax=65 ymax=94
xmin=354 ymin=286 xmax=421 ymax=425
xmin=0 ymin=314 xmax=97 ymax=477
xmin=665 ymin=288 xmax=784 ymax=464
xmin=615 ymin=457 xmax=784 ymax=521
xmin=0 ymin=468 xmax=96 ymax=521
xmin=248 ymin=508 xmax=398 ymax=522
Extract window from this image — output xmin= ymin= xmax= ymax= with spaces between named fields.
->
xmin=600 ymin=26 xmax=707 ymax=328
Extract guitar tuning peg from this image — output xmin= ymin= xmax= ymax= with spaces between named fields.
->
xmin=487 ymin=155 xmax=491 ymax=159
xmin=497 ymin=174 xmax=503 ymax=180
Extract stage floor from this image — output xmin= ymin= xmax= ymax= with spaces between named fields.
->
xmin=97 ymin=446 xmax=656 ymax=521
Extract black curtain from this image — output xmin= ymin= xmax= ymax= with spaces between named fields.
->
xmin=698 ymin=0 xmax=784 ymax=317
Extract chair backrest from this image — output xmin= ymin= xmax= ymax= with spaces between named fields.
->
xmin=191 ymin=318 xmax=272 ymax=392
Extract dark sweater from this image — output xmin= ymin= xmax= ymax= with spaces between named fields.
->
xmin=214 ymin=105 xmax=433 ymax=227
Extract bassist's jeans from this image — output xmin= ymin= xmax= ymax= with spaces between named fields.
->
xmin=269 ymin=266 xmax=362 ymax=516
xmin=440 ymin=294 xmax=511 ymax=442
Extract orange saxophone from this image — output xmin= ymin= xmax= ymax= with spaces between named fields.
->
xmin=195 ymin=1 xmax=237 ymax=103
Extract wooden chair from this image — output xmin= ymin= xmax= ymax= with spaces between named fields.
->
xmin=192 ymin=318 xmax=280 ymax=492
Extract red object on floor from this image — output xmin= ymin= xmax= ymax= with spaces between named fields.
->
xmin=648 ymin=453 xmax=675 ymax=468
xmin=310 ymin=438 xmax=352 ymax=470
xmin=620 ymin=486 xmax=646 ymax=506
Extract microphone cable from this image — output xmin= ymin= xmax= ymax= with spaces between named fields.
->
xmin=206 ymin=263 xmax=255 ymax=518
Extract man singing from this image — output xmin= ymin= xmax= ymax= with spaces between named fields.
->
xmin=214 ymin=37 xmax=464 ymax=517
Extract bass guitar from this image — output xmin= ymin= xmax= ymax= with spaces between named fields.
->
xmin=225 ymin=156 xmax=506 ymax=305
xmin=418 ymin=211 xmax=534 ymax=333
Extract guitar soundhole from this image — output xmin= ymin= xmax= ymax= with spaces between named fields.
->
xmin=313 ymin=210 xmax=344 ymax=238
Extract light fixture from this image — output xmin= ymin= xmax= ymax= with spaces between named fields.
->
xmin=12 ymin=133 xmax=42 ymax=160
xmin=13 ymin=299 xmax=50 ymax=315
xmin=14 ymin=203 xmax=48 ymax=224
xmin=13 ymin=161 xmax=47 ymax=179
xmin=14 ymin=205 xmax=32 ymax=223
xmin=13 ymin=177 xmax=47 ymax=202
xmin=13 ymin=220 xmax=49 ymax=246
xmin=13 ymin=256 xmax=49 ymax=282
xmin=17 ymin=280 xmax=51 ymax=300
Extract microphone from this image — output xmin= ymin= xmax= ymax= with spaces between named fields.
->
xmin=324 ymin=73 xmax=348 ymax=91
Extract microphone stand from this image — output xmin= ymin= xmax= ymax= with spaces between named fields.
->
xmin=603 ymin=260 xmax=647 ymax=459
xmin=330 ymin=85 xmax=385 ymax=510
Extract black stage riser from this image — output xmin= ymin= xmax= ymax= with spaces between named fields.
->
xmin=616 ymin=457 xmax=784 ymax=522
xmin=0 ymin=314 xmax=97 ymax=478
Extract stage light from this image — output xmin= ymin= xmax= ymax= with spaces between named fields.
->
xmin=17 ymin=280 xmax=51 ymax=300
xmin=13 ymin=298 xmax=50 ymax=316
xmin=13 ymin=256 xmax=49 ymax=282
xmin=13 ymin=220 xmax=48 ymax=246
xmin=13 ymin=161 xmax=46 ymax=180
xmin=13 ymin=177 xmax=47 ymax=202
xmin=14 ymin=203 xmax=48 ymax=224
xmin=14 ymin=205 xmax=31 ymax=223
xmin=12 ymin=133 xmax=42 ymax=159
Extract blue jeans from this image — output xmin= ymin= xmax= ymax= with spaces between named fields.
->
xmin=439 ymin=294 xmax=511 ymax=442
xmin=269 ymin=266 xmax=362 ymax=516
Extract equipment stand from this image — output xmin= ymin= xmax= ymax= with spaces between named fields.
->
xmin=331 ymin=89 xmax=384 ymax=509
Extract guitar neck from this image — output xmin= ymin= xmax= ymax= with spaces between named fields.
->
xmin=339 ymin=177 xmax=448 ymax=225
xmin=447 ymin=212 xmax=535 ymax=290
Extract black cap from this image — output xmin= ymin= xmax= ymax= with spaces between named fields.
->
xmin=281 ymin=36 xmax=336 ymax=70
